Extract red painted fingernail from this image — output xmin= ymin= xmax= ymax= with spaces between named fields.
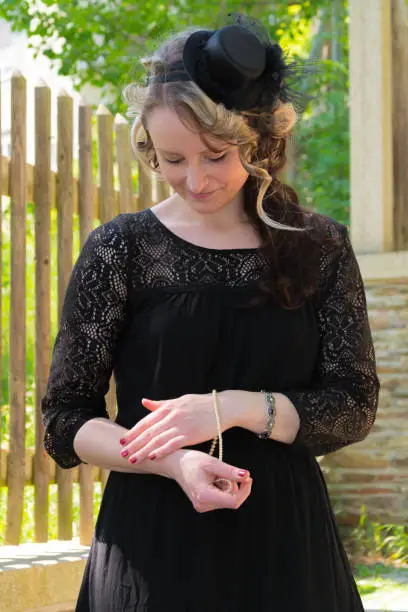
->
xmin=149 ymin=454 xmax=157 ymax=460
xmin=238 ymin=470 xmax=249 ymax=477
xmin=119 ymin=438 xmax=126 ymax=445
xmin=129 ymin=457 xmax=137 ymax=464
xmin=120 ymin=449 xmax=129 ymax=458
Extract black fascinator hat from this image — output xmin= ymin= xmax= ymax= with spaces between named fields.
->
xmin=146 ymin=13 xmax=313 ymax=115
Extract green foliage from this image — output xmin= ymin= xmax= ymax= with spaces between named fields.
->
xmin=354 ymin=562 xmax=408 ymax=604
xmin=343 ymin=505 xmax=408 ymax=565
xmin=293 ymin=59 xmax=350 ymax=224
xmin=0 ymin=1 xmax=332 ymax=111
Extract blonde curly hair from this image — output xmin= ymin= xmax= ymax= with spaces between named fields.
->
xmin=122 ymin=28 xmax=301 ymax=233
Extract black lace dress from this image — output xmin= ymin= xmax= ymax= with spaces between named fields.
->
xmin=41 ymin=208 xmax=379 ymax=612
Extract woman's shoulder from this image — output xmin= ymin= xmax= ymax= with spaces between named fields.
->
xmin=305 ymin=211 xmax=348 ymax=243
xmin=92 ymin=209 xmax=152 ymax=246
xmin=303 ymin=212 xmax=352 ymax=294
xmin=100 ymin=209 xmax=150 ymax=233
xmin=76 ymin=211 xmax=153 ymax=272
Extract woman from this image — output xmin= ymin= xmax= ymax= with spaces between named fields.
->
xmin=42 ymin=15 xmax=379 ymax=612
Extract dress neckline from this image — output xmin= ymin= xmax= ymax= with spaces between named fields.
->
xmin=146 ymin=207 xmax=262 ymax=254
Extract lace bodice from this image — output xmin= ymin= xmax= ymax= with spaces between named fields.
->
xmin=41 ymin=208 xmax=379 ymax=468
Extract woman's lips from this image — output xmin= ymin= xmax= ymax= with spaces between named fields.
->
xmin=188 ymin=190 xmax=215 ymax=200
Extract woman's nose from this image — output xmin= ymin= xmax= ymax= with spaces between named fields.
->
xmin=185 ymin=165 xmax=208 ymax=193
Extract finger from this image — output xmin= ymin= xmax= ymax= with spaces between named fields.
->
xmin=144 ymin=435 xmax=187 ymax=461
xmin=232 ymin=477 xmax=253 ymax=509
xmin=125 ymin=427 xmax=178 ymax=462
xmin=120 ymin=406 xmax=170 ymax=445
xmin=204 ymin=457 xmax=251 ymax=483
xmin=197 ymin=479 xmax=252 ymax=510
xmin=192 ymin=479 xmax=241 ymax=514
xmin=231 ymin=482 xmax=239 ymax=495
xmin=141 ymin=398 xmax=164 ymax=411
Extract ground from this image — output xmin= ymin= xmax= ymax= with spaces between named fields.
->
xmin=354 ymin=563 xmax=408 ymax=611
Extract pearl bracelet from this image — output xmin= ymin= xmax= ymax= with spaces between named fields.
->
xmin=257 ymin=390 xmax=276 ymax=439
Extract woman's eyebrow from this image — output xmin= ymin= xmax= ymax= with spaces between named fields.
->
xmin=157 ymin=146 xmax=230 ymax=155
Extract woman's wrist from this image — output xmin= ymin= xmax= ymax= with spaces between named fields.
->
xmin=218 ymin=390 xmax=300 ymax=444
xmin=218 ymin=390 xmax=267 ymax=433
xmin=156 ymin=448 xmax=189 ymax=480
xmin=132 ymin=448 xmax=188 ymax=481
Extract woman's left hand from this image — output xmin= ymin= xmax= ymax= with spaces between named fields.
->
xmin=119 ymin=393 xmax=237 ymax=464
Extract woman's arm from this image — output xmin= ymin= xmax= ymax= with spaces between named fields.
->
xmin=218 ymin=390 xmax=300 ymax=444
xmin=225 ymin=227 xmax=379 ymax=456
xmin=73 ymin=417 xmax=181 ymax=476
xmin=41 ymin=216 xmax=131 ymax=470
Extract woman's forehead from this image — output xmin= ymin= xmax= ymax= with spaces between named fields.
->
xmin=147 ymin=106 xmax=228 ymax=152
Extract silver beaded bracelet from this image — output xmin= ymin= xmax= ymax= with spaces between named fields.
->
xmin=257 ymin=390 xmax=276 ymax=439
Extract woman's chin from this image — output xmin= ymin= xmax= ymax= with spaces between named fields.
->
xmin=182 ymin=192 xmax=230 ymax=214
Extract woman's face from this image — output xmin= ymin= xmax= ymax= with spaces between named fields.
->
xmin=146 ymin=106 xmax=249 ymax=215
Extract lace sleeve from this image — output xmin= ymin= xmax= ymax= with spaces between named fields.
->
xmin=41 ymin=216 xmax=129 ymax=469
xmin=284 ymin=225 xmax=380 ymax=457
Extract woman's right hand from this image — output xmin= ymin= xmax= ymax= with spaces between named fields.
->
xmin=166 ymin=449 xmax=253 ymax=513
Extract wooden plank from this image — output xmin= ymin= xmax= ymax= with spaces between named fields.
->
xmin=78 ymin=99 xmax=95 ymax=244
xmin=349 ymin=0 xmax=394 ymax=253
xmin=115 ymin=114 xmax=134 ymax=214
xmin=96 ymin=104 xmax=117 ymax=493
xmin=34 ymin=79 xmax=52 ymax=542
xmin=6 ymin=70 xmax=27 ymax=545
xmin=392 ymin=0 xmax=408 ymax=250
xmin=77 ymin=99 xmax=95 ymax=546
xmin=56 ymin=90 xmax=74 ymax=541
xmin=156 ymin=176 xmax=170 ymax=202
xmin=137 ymin=161 xmax=152 ymax=211
xmin=97 ymin=104 xmax=115 ymax=224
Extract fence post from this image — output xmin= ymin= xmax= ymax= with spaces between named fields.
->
xmin=156 ymin=176 xmax=170 ymax=203
xmin=96 ymin=104 xmax=117 ymax=493
xmin=77 ymin=97 xmax=96 ymax=546
xmin=6 ymin=69 xmax=27 ymax=545
xmin=56 ymin=89 xmax=74 ymax=541
xmin=34 ymin=78 xmax=52 ymax=542
xmin=115 ymin=114 xmax=134 ymax=214
xmin=78 ymin=97 xmax=95 ymax=244
xmin=97 ymin=104 xmax=115 ymax=224
xmin=137 ymin=161 xmax=152 ymax=211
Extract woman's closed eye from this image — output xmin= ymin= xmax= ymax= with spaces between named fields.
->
xmin=164 ymin=153 xmax=228 ymax=165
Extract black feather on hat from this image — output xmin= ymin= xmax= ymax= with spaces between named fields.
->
xmin=146 ymin=12 xmax=315 ymax=115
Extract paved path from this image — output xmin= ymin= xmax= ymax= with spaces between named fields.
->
xmin=363 ymin=593 xmax=408 ymax=611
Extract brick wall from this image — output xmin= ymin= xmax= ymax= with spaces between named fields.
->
xmin=319 ymin=278 xmax=408 ymax=524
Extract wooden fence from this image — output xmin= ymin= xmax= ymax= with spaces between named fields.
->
xmin=0 ymin=70 xmax=169 ymax=546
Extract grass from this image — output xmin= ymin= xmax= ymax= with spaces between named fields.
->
xmin=354 ymin=564 xmax=408 ymax=611
xmin=342 ymin=506 xmax=408 ymax=609
xmin=354 ymin=562 xmax=408 ymax=594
